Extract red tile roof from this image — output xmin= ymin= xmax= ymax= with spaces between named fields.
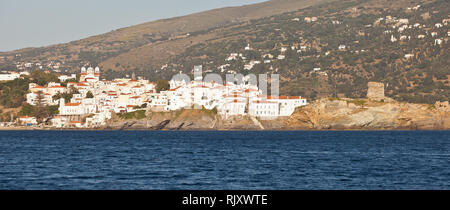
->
xmin=267 ymin=96 xmax=301 ymax=100
xmin=193 ymin=85 xmax=208 ymax=88
xmin=65 ymin=103 xmax=81 ymax=106
xmin=76 ymin=83 xmax=88 ymax=87
xmin=19 ymin=116 xmax=35 ymax=119
xmin=254 ymin=100 xmax=278 ymax=104
xmin=232 ymin=99 xmax=245 ymax=103
xmin=169 ymin=86 xmax=181 ymax=91
xmin=244 ymin=89 xmax=258 ymax=93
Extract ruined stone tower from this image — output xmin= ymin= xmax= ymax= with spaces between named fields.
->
xmin=367 ymin=82 xmax=385 ymax=101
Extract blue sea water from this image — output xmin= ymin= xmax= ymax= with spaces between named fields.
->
xmin=0 ymin=130 xmax=449 ymax=190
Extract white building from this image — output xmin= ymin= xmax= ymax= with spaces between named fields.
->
xmin=220 ymin=100 xmax=246 ymax=118
xmin=404 ymin=54 xmax=414 ymax=59
xmin=249 ymin=100 xmax=279 ymax=118
xmin=18 ymin=116 xmax=38 ymax=126
xmin=435 ymin=39 xmax=443 ymax=45
xmin=80 ymin=67 xmax=100 ymax=83
xmin=58 ymin=74 xmax=77 ymax=82
xmin=26 ymin=83 xmax=67 ymax=106
xmin=59 ymin=99 xmax=86 ymax=116
xmin=245 ymin=44 xmax=252 ymax=51
xmin=51 ymin=116 xmax=69 ymax=128
xmin=31 ymin=63 xmax=307 ymax=127
xmin=391 ymin=35 xmax=397 ymax=43
xmin=0 ymin=72 xmax=21 ymax=81
xmin=266 ymin=96 xmax=307 ymax=116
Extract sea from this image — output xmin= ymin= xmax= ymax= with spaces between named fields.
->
xmin=0 ymin=130 xmax=449 ymax=190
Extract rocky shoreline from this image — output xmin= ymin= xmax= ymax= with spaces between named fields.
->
xmin=286 ymin=98 xmax=450 ymax=130
xmin=101 ymin=98 xmax=450 ymax=131
xmin=1 ymin=98 xmax=449 ymax=131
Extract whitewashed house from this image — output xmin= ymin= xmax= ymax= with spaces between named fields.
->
xmin=220 ymin=100 xmax=246 ymax=118
xmin=404 ymin=54 xmax=414 ymax=59
xmin=266 ymin=96 xmax=307 ymax=116
xmin=0 ymin=72 xmax=21 ymax=81
xmin=18 ymin=116 xmax=37 ymax=126
xmin=435 ymin=39 xmax=443 ymax=45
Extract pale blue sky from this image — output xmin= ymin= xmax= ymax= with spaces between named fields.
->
xmin=0 ymin=0 xmax=266 ymax=52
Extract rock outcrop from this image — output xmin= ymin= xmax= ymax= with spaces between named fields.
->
xmin=105 ymin=99 xmax=449 ymax=130
xmin=105 ymin=109 xmax=263 ymax=130
xmin=285 ymin=98 xmax=450 ymax=130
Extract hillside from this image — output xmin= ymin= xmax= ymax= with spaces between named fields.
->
xmin=0 ymin=0 xmax=448 ymax=104
xmin=0 ymin=0 xmax=334 ymax=68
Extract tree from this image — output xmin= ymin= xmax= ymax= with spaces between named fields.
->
xmin=46 ymin=105 xmax=59 ymax=116
xmin=29 ymin=71 xmax=58 ymax=86
xmin=19 ymin=104 xmax=34 ymax=116
xmin=34 ymin=91 xmax=48 ymax=123
xmin=53 ymin=86 xmax=79 ymax=102
xmin=156 ymin=80 xmax=170 ymax=93
xmin=0 ymin=78 xmax=30 ymax=108
xmin=86 ymin=91 xmax=94 ymax=98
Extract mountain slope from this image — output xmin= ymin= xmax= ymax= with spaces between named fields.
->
xmin=0 ymin=0 xmax=335 ymax=66
xmin=1 ymin=0 xmax=448 ymax=104
xmin=100 ymin=0 xmax=448 ymax=104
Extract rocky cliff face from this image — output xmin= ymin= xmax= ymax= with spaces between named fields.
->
xmin=105 ymin=99 xmax=449 ymax=131
xmin=285 ymin=98 xmax=450 ymax=130
xmin=105 ymin=109 xmax=262 ymax=130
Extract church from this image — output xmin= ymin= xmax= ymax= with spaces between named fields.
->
xmin=80 ymin=66 xmax=100 ymax=83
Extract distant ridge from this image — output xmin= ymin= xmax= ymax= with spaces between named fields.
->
xmin=1 ymin=0 xmax=334 ymax=53
xmin=1 ymin=0 xmax=448 ymax=104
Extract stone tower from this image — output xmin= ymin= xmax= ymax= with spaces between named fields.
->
xmin=367 ymin=82 xmax=385 ymax=101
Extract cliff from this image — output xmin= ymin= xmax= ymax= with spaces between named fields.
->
xmin=104 ymin=98 xmax=449 ymax=131
xmin=285 ymin=98 xmax=450 ymax=130
xmin=105 ymin=109 xmax=263 ymax=130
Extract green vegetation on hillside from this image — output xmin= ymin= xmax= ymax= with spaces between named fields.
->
xmin=156 ymin=80 xmax=170 ymax=93
xmin=118 ymin=110 xmax=147 ymax=120
xmin=0 ymin=78 xmax=29 ymax=108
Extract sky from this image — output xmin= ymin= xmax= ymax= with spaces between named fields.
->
xmin=0 ymin=0 xmax=266 ymax=52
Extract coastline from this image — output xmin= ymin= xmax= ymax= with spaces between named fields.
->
xmin=1 ymin=127 xmax=449 ymax=131
xmin=3 ymin=98 xmax=448 ymax=132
